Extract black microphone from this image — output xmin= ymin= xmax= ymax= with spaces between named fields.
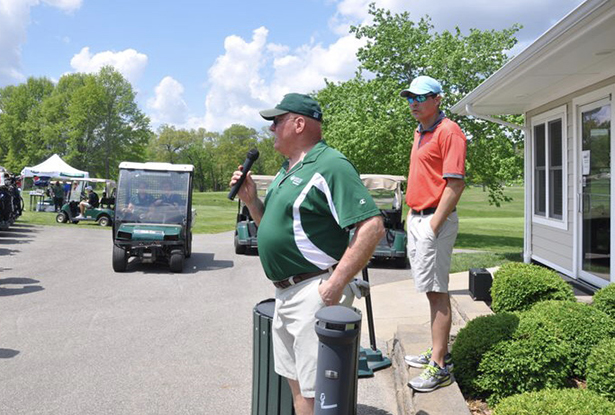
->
xmin=228 ymin=148 xmax=260 ymax=201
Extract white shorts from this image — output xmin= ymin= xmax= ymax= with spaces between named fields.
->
xmin=407 ymin=211 xmax=459 ymax=293
xmin=272 ymin=273 xmax=354 ymax=398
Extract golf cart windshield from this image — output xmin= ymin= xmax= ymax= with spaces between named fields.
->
xmin=115 ymin=169 xmax=190 ymax=225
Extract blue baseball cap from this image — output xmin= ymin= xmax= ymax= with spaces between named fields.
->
xmin=400 ymin=76 xmax=442 ymax=97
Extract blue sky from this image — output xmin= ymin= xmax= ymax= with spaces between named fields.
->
xmin=1 ymin=0 xmax=585 ymax=133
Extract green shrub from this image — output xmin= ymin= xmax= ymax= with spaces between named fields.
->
xmin=475 ymin=328 xmax=570 ymax=405
xmin=587 ymin=338 xmax=615 ymax=401
xmin=593 ymin=284 xmax=615 ymax=320
xmin=451 ymin=312 xmax=519 ymax=396
xmin=517 ymin=300 xmax=615 ymax=378
xmin=490 ymin=262 xmax=575 ymax=313
xmin=493 ymin=388 xmax=615 ymax=415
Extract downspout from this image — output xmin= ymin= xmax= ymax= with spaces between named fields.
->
xmin=465 ymin=104 xmax=532 ymax=264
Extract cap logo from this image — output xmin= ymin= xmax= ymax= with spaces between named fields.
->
xmin=313 ymin=111 xmax=320 ymax=119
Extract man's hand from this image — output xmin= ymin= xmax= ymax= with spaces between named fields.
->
xmin=318 ymin=215 xmax=384 ymax=306
xmin=229 ymin=165 xmax=265 ymax=225
xmin=229 ymin=165 xmax=257 ymax=205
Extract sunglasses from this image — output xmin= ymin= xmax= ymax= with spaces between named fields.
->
xmin=272 ymin=115 xmax=296 ymax=126
xmin=406 ymin=94 xmax=435 ymax=104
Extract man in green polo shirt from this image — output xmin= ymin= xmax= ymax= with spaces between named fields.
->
xmin=230 ymin=93 xmax=384 ymax=415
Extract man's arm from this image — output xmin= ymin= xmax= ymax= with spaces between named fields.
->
xmin=318 ymin=215 xmax=385 ymax=306
xmin=430 ymin=178 xmax=464 ymax=234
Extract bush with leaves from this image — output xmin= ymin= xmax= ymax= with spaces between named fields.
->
xmin=475 ymin=327 xmax=570 ymax=405
xmin=587 ymin=338 xmax=615 ymax=402
xmin=451 ymin=312 xmax=519 ymax=396
xmin=517 ymin=300 xmax=615 ymax=378
xmin=493 ymin=388 xmax=615 ymax=415
xmin=490 ymin=262 xmax=575 ymax=313
xmin=592 ymin=283 xmax=615 ymax=320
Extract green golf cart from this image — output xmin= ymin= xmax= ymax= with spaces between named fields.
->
xmin=56 ymin=178 xmax=116 ymax=226
xmin=356 ymin=174 xmax=408 ymax=268
xmin=233 ymin=174 xmax=274 ymax=254
xmin=112 ymin=162 xmax=194 ymax=273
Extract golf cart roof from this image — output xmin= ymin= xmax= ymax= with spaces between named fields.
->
xmin=251 ymin=175 xmax=276 ymax=191
xmin=60 ymin=177 xmax=115 ymax=184
xmin=360 ymin=174 xmax=406 ymax=191
xmin=119 ymin=162 xmax=194 ymax=173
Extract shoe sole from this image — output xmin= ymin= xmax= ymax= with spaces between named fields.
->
xmin=408 ymin=375 xmax=454 ymax=393
xmin=405 ymin=359 xmax=428 ymax=368
xmin=404 ymin=358 xmax=454 ymax=371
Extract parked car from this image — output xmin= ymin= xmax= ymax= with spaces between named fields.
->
xmin=112 ymin=162 xmax=194 ymax=273
xmin=233 ymin=175 xmax=275 ymax=254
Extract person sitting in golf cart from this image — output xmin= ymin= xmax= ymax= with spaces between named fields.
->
xmin=153 ymin=181 xmax=182 ymax=207
xmin=75 ymin=186 xmax=99 ymax=219
xmin=122 ymin=181 xmax=154 ymax=215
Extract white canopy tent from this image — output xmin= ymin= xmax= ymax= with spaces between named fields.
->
xmin=21 ymin=154 xmax=89 ymax=180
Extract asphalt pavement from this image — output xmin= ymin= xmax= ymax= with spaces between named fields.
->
xmin=1 ymin=223 xmax=401 ymax=415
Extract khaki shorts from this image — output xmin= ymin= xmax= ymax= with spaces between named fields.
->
xmin=407 ymin=211 xmax=459 ymax=293
xmin=272 ymin=273 xmax=354 ymax=398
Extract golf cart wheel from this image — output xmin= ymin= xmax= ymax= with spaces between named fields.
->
xmin=395 ymin=256 xmax=409 ymax=269
xmin=112 ymin=245 xmax=128 ymax=272
xmin=234 ymin=235 xmax=247 ymax=255
xmin=56 ymin=212 xmax=68 ymax=223
xmin=98 ymin=215 xmax=111 ymax=227
xmin=169 ymin=253 xmax=184 ymax=273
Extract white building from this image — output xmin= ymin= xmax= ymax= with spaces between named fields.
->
xmin=453 ymin=0 xmax=615 ymax=289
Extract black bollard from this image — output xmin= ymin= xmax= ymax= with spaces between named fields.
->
xmin=314 ymin=305 xmax=361 ymax=415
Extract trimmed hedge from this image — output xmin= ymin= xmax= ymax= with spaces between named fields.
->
xmin=450 ymin=312 xmax=519 ymax=397
xmin=490 ymin=262 xmax=575 ymax=313
xmin=474 ymin=327 xmax=570 ymax=405
xmin=592 ymin=283 xmax=615 ymax=320
xmin=587 ymin=338 xmax=615 ymax=402
xmin=493 ymin=388 xmax=615 ymax=415
xmin=516 ymin=300 xmax=615 ymax=378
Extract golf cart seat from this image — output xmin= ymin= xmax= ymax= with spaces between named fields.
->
xmin=100 ymin=191 xmax=115 ymax=208
xmin=381 ymin=208 xmax=403 ymax=230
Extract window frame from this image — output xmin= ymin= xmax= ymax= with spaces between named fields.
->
xmin=531 ymin=105 xmax=568 ymax=230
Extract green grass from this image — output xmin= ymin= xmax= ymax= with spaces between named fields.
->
xmin=450 ymin=185 xmax=524 ymax=272
xmin=16 ymin=186 xmax=525 ymax=271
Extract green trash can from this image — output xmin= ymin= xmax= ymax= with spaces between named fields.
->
xmin=252 ymin=299 xmax=295 ymax=415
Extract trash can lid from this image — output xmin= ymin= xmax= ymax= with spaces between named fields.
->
xmin=316 ymin=305 xmax=361 ymax=325
xmin=254 ymin=298 xmax=275 ymax=319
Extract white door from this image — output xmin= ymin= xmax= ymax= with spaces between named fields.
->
xmin=578 ymin=97 xmax=612 ymax=287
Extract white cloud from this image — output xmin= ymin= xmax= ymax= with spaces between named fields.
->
xmin=69 ymin=47 xmax=148 ymax=84
xmin=200 ymin=26 xmax=363 ymax=132
xmin=147 ymin=76 xmax=189 ymax=125
xmin=0 ymin=0 xmax=82 ymax=86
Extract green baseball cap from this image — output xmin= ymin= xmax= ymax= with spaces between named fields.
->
xmin=259 ymin=93 xmax=323 ymax=122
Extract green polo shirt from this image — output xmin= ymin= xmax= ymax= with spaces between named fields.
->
xmin=257 ymin=140 xmax=381 ymax=282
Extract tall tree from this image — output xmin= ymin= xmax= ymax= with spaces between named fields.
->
xmin=0 ymin=77 xmax=54 ymax=172
xmin=317 ymin=4 xmax=524 ymax=205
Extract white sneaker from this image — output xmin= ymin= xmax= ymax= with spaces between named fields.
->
xmin=75 ymin=215 xmax=85 ymax=219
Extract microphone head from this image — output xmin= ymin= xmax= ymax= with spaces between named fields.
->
xmin=247 ymin=148 xmax=260 ymax=161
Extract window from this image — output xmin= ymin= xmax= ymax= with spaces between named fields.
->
xmin=532 ymin=107 xmax=566 ymax=228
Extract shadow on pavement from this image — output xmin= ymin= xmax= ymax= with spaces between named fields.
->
xmin=357 ymin=404 xmax=394 ymax=415
xmin=120 ymin=252 xmax=234 ymax=274
xmin=0 ymin=348 xmax=20 ymax=359
xmin=0 ymin=277 xmax=44 ymax=296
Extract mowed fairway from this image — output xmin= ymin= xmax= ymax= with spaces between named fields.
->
xmin=16 ymin=185 xmax=525 ymax=272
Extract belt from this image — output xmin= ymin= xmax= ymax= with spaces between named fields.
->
xmin=412 ymin=207 xmax=457 ymax=216
xmin=273 ymin=266 xmax=336 ymax=289
xmin=411 ymin=207 xmax=456 ymax=216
